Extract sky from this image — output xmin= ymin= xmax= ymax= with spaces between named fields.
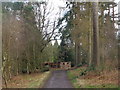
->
xmin=44 ymin=0 xmax=66 ymax=45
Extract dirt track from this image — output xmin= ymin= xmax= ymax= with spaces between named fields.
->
xmin=43 ymin=70 xmax=73 ymax=88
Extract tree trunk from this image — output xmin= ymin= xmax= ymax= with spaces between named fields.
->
xmin=75 ymin=41 xmax=78 ymax=66
xmin=26 ymin=45 xmax=30 ymax=74
xmin=16 ymin=47 xmax=19 ymax=75
xmin=77 ymin=43 xmax=80 ymax=65
xmin=2 ymin=74 xmax=7 ymax=88
xmin=88 ymin=7 xmax=92 ymax=66
xmin=75 ymin=40 xmax=80 ymax=66
xmin=112 ymin=5 xmax=115 ymax=22
xmin=101 ymin=8 xmax=105 ymax=70
xmin=92 ymin=2 xmax=100 ymax=68
xmin=118 ymin=35 xmax=120 ymax=79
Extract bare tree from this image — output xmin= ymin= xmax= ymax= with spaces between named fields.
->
xmin=33 ymin=2 xmax=60 ymax=52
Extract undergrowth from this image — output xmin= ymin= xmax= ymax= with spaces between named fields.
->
xmin=67 ymin=66 xmax=118 ymax=88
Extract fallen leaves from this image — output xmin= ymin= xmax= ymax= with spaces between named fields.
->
xmin=2 ymin=71 xmax=50 ymax=88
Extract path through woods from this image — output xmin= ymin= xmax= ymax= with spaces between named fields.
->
xmin=43 ymin=70 xmax=73 ymax=88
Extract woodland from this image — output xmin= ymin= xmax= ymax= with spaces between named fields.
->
xmin=2 ymin=1 xmax=120 ymax=88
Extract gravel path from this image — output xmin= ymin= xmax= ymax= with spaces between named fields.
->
xmin=43 ymin=70 xmax=73 ymax=88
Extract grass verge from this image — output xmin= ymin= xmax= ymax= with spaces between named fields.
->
xmin=67 ymin=66 xmax=119 ymax=88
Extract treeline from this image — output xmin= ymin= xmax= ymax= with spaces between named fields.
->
xmin=2 ymin=2 xmax=59 ymax=86
xmin=57 ymin=2 xmax=118 ymax=70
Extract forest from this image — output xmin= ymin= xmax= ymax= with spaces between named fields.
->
xmin=2 ymin=0 xmax=120 ymax=88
